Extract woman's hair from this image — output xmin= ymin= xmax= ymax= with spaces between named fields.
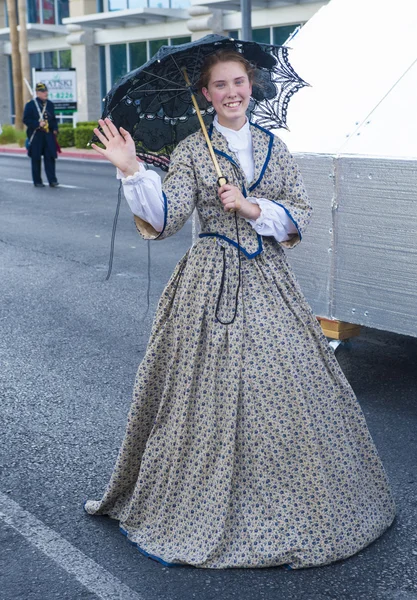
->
xmin=197 ymin=50 xmax=255 ymax=91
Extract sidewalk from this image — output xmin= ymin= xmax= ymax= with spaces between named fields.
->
xmin=0 ymin=143 xmax=106 ymax=161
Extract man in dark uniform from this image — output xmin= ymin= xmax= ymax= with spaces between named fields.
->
xmin=23 ymin=82 xmax=59 ymax=188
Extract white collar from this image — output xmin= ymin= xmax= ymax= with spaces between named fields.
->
xmin=213 ymin=115 xmax=251 ymax=152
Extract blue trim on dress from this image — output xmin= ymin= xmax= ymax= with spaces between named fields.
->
xmin=248 ymin=123 xmax=274 ymax=193
xmin=250 ymin=120 xmax=274 ymax=139
xmin=120 ymin=527 xmax=182 ymax=567
xmin=212 ymin=147 xmax=240 ymax=172
xmin=270 ymin=199 xmax=302 ymax=241
xmin=199 ymin=232 xmax=263 ymax=259
xmin=209 ymin=120 xmax=273 ymax=193
xmin=208 ymin=123 xmax=246 ymax=180
xmin=212 ymin=148 xmax=247 ymax=197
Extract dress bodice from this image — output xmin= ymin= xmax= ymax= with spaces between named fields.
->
xmin=134 ymin=122 xmax=311 ymax=256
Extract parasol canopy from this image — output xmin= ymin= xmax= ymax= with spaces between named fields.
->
xmin=92 ymin=34 xmax=309 ymax=171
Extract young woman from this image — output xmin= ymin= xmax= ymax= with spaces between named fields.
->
xmin=85 ymin=50 xmax=395 ymax=569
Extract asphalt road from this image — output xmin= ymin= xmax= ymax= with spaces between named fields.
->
xmin=0 ymin=154 xmax=416 ymax=600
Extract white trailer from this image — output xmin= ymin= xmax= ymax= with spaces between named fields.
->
xmin=277 ymin=0 xmax=417 ymax=338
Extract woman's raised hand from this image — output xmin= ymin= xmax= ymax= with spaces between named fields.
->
xmin=91 ymin=118 xmax=141 ymax=177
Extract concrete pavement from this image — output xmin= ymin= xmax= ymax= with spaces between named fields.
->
xmin=1 ymin=154 xmax=416 ymax=600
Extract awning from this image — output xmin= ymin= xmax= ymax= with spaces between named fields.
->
xmin=0 ymin=23 xmax=67 ymax=41
xmin=63 ymin=7 xmax=189 ymax=29
xmin=188 ymin=0 xmax=320 ymax=12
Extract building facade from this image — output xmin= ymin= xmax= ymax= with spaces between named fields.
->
xmin=0 ymin=0 xmax=327 ymax=124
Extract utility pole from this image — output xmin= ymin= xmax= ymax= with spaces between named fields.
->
xmin=6 ymin=0 xmax=24 ymax=128
xmin=18 ymin=0 xmax=31 ymax=106
xmin=241 ymin=0 xmax=252 ymax=41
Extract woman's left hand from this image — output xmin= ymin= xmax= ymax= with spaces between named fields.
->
xmin=218 ymin=184 xmax=261 ymax=220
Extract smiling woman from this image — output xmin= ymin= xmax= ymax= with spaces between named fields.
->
xmin=199 ymin=50 xmax=254 ymax=131
xmin=85 ymin=47 xmax=396 ymax=570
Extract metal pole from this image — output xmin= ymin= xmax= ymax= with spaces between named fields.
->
xmin=240 ymin=0 xmax=252 ymax=41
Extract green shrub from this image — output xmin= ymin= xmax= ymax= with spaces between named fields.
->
xmin=74 ymin=125 xmax=94 ymax=149
xmin=0 ymin=124 xmax=18 ymax=144
xmin=59 ymin=122 xmax=73 ymax=129
xmin=57 ymin=127 xmax=75 ymax=148
xmin=76 ymin=121 xmax=98 ymax=128
xmin=16 ymin=129 xmax=27 ymax=147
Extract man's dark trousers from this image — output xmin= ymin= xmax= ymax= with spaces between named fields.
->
xmin=31 ymin=155 xmax=57 ymax=185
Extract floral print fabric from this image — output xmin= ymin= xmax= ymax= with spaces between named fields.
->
xmin=85 ymin=125 xmax=395 ymax=569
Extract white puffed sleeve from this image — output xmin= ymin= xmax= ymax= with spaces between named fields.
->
xmin=116 ymin=164 xmax=165 ymax=232
xmin=245 ymin=197 xmax=298 ymax=243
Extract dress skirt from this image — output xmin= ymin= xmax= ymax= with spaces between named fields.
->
xmin=85 ymin=236 xmax=396 ymax=569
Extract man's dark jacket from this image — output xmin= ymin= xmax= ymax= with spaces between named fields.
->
xmin=23 ymin=98 xmax=58 ymax=159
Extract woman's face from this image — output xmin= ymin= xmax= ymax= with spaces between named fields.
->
xmin=202 ymin=61 xmax=252 ymax=131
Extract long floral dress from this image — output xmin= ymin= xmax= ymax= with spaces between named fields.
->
xmin=85 ymin=122 xmax=396 ymax=569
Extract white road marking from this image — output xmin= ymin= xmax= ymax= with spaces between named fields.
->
xmin=59 ymin=157 xmax=109 ymax=164
xmin=5 ymin=178 xmax=33 ymax=183
xmin=0 ymin=492 xmax=144 ymax=600
xmin=5 ymin=178 xmax=81 ymax=189
xmin=55 ymin=184 xmax=82 ymax=189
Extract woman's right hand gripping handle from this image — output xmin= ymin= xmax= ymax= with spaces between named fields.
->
xmin=91 ymin=117 xmax=141 ymax=177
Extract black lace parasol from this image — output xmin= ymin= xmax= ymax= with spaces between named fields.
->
xmin=92 ymin=34 xmax=309 ymax=171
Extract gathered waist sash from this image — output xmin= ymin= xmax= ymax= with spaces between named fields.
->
xmin=199 ymin=231 xmax=263 ymax=260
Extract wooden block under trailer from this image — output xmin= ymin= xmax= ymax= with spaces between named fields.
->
xmin=317 ymin=318 xmax=362 ymax=340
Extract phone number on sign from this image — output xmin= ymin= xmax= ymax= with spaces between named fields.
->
xmin=51 ymin=92 xmax=74 ymax=99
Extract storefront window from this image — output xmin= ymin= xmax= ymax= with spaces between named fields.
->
xmin=27 ymin=0 xmax=40 ymax=23
xmin=30 ymin=53 xmax=43 ymax=70
xmin=149 ymin=38 xmax=168 ymax=56
xmin=129 ymin=41 xmax=147 ymax=70
xmin=42 ymin=0 xmax=56 ymax=24
xmin=170 ymin=0 xmax=190 ymax=7
xmin=128 ymin=0 xmax=147 ymax=7
xmin=18 ymin=0 xmax=71 ymax=24
xmin=102 ymin=0 xmax=190 ymax=8
xmin=252 ymin=28 xmax=271 ymax=45
xmin=273 ymin=24 xmax=301 ymax=45
xmin=110 ymin=44 xmax=127 ymax=84
xmin=29 ymin=50 xmax=71 ymax=70
xmin=35 ymin=0 xmax=41 ymax=22
xmin=99 ymin=46 xmax=107 ymax=108
xmin=108 ymin=0 xmax=126 ymax=10
xmin=148 ymin=0 xmax=169 ymax=6
xmin=43 ymin=51 xmax=56 ymax=68
xmin=59 ymin=49 xmax=72 ymax=68
xmin=171 ymin=36 xmax=191 ymax=46
xmin=100 ymin=37 xmax=200 ymax=95
xmin=58 ymin=0 xmax=69 ymax=23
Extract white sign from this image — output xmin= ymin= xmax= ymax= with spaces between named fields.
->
xmin=33 ymin=68 xmax=77 ymax=111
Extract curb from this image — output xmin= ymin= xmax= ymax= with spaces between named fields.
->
xmin=0 ymin=146 xmax=107 ymax=161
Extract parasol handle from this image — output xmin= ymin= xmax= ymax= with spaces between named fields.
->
xmin=182 ymin=68 xmax=227 ymax=188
